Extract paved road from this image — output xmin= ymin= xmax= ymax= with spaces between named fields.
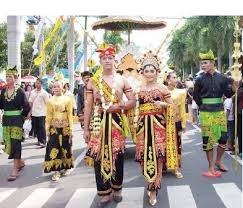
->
xmin=0 ymin=123 xmax=242 ymax=208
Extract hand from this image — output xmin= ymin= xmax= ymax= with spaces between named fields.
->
xmin=182 ymin=128 xmax=186 ymax=133
xmin=27 ymin=112 xmax=31 ymax=120
xmin=83 ymin=130 xmax=90 ymax=144
xmin=154 ymin=101 xmax=168 ymax=108
xmin=106 ymin=104 xmax=121 ymax=113
xmin=79 ymin=114 xmax=84 ymax=122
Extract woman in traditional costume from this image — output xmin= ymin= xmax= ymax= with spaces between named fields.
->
xmin=0 ymin=66 xmax=30 ymax=181
xmin=166 ymin=71 xmax=187 ymax=178
xmin=132 ymin=51 xmax=173 ymax=206
xmin=43 ymin=74 xmax=74 ymax=181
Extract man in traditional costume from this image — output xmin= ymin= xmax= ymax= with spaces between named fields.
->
xmin=43 ymin=74 xmax=74 ymax=181
xmin=194 ymin=50 xmax=238 ymax=178
xmin=0 ymin=66 xmax=30 ymax=181
xmin=131 ymin=51 xmax=174 ymax=206
xmin=166 ymin=70 xmax=187 ymax=178
xmin=83 ymin=45 xmax=135 ymax=207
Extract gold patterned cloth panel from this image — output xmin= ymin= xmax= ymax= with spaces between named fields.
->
xmin=200 ymin=111 xmax=227 ymax=151
xmin=87 ymin=113 xmax=126 ymax=180
xmin=139 ymin=103 xmax=164 ymax=115
xmin=3 ymin=126 xmax=22 ymax=155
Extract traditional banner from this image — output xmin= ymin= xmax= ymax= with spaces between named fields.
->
xmin=34 ymin=17 xmax=63 ymax=66
xmin=74 ymin=47 xmax=83 ymax=70
xmin=32 ymin=17 xmax=46 ymax=56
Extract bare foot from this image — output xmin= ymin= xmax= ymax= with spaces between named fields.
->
xmin=100 ymin=195 xmax=111 ymax=202
xmin=215 ymin=162 xmax=229 ymax=172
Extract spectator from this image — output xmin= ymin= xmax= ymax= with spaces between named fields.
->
xmin=224 ymin=96 xmax=235 ymax=153
xmin=64 ymin=83 xmax=77 ymax=115
xmin=28 ymin=78 xmax=50 ymax=147
xmin=24 ymin=84 xmax=33 ymax=101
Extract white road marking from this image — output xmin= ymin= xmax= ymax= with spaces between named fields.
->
xmin=65 ymin=188 xmax=96 ymax=208
xmin=117 ymin=187 xmax=144 ymax=208
xmin=213 ymin=183 xmax=242 ymax=208
xmin=167 ymin=185 xmax=197 ymax=208
xmin=17 ymin=188 xmax=56 ymax=208
xmin=0 ymin=188 xmax=17 ymax=203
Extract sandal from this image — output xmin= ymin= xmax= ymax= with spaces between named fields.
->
xmin=7 ymin=174 xmax=19 ymax=182
xmin=18 ymin=164 xmax=25 ymax=171
xmin=148 ymin=191 xmax=157 ymax=206
xmin=215 ymin=163 xmax=229 ymax=172
xmin=202 ymin=171 xmax=221 ymax=178
xmin=52 ymin=172 xmax=61 ymax=181
xmin=175 ymin=170 xmax=183 ymax=179
xmin=98 ymin=196 xmax=112 ymax=208
xmin=62 ymin=169 xmax=72 ymax=176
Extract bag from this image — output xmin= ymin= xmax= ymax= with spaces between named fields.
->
xmin=23 ymin=120 xmax=32 ymax=134
xmin=0 ymin=126 xmax=3 ymax=142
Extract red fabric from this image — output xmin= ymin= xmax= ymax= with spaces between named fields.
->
xmin=96 ymin=47 xmax=116 ymax=57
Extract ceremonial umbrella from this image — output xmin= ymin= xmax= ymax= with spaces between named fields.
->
xmin=21 ymin=75 xmax=37 ymax=83
xmin=92 ymin=16 xmax=166 ymax=45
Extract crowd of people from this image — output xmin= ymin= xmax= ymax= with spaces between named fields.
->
xmin=0 ymin=46 xmax=242 ymax=207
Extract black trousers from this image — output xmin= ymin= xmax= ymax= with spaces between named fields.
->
xmin=29 ymin=117 xmax=37 ymax=137
xmin=237 ymin=114 xmax=242 ymax=154
xmin=94 ymin=153 xmax=124 ymax=196
xmin=32 ymin=116 xmax=46 ymax=144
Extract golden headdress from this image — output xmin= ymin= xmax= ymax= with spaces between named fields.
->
xmin=5 ymin=66 xmax=18 ymax=76
xmin=199 ymin=50 xmax=217 ymax=61
xmin=139 ymin=50 xmax=162 ymax=70
xmin=53 ymin=72 xmax=65 ymax=87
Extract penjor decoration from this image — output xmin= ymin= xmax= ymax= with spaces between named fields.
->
xmin=231 ymin=16 xmax=242 ymax=172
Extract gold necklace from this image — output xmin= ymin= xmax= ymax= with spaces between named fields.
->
xmin=5 ymin=86 xmax=17 ymax=102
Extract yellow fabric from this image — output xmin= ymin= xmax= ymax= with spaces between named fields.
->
xmin=166 ymin=104 xmax=178 ymax=170
xmin=121 ymin=113 xmax=131 ymax=137
xmin=170 ymin=88 xmax=187 ymax=129
xmin=46 ymin=95 xmax=73 ymax=137
xmin=34 ymin=17 xmax=63 ymax=66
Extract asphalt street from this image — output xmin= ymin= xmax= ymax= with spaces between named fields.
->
xmin=0 ymin=123 xmax=242 ymax=208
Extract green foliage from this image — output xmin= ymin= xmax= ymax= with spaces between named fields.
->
xmin=168 ymin=16 xmax=235 ymax=77
xmin=0 ymin=23 xmax=7 ymax=69
xmin=103 ymin=31 xmax=125 ymax=52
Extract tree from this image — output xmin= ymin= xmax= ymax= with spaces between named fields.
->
xmin=21 ymin=30 xmax=38 ymax=76
xmin=103 ymin=31 xmax=125 ymax=52
xmin=168 ymin=16 xmax=235 ymax=77
xmin=0 ymin=23 xmax=7 ymax=69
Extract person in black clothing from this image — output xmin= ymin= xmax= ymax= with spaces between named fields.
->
xmin=0 ymin=66 xmax=30 ymax=181
xmin=77 ymin=71 xmax=92 ymax=128
xmin=194 ymin=50 xmax=238 ymax=178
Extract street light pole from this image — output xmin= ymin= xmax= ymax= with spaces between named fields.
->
xmin=67 ymin=16 xmax=75 ymax=92
xmin=83 ymin=16 xmax=88 ymax=72
xmin=7 ymin=16 xmax=21 ymax=83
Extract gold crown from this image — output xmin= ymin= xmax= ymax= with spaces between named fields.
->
xmin=139 ymin=51 xmax=161 ymax=70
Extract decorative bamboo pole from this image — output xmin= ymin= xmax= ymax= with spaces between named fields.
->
xmin=231 ymin=16 xmax=242 ymax=172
